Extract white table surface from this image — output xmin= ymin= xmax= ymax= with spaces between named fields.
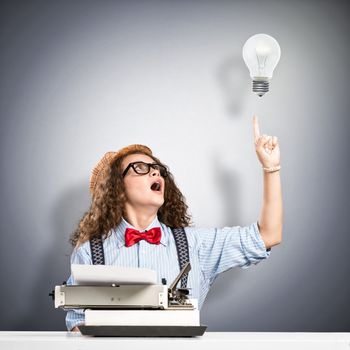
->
xmin=1 ymin=332 xmax=350 ymax=350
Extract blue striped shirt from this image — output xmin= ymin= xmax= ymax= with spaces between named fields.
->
xmin=65 ymin=216 xmax=271 ymax=330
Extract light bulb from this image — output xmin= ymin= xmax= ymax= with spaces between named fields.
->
xmin=242 ymin=33 xmax=281 ymax=97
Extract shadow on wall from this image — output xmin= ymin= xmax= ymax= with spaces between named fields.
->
xmin=201 ymin=151 xmax=245 ymax=330
xmin=211 ymin=153 xmax=242 ymax=226
xmin=216 ymin=55 xmax=250 ymax=119
xmin=14 ymin=182 xmax=91 ymax=331
xmin=202 ymin=56 xmax=253 ymax=329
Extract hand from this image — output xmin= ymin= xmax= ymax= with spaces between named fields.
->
xmin=253 ymin=115 xmax=281 ymax=168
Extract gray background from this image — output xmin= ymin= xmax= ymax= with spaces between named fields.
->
xmin=0 ymin=0 xmax=349 ymax=331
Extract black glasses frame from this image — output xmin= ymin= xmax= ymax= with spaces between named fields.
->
xmin=122 ymin=161 xmax=168 ymax=178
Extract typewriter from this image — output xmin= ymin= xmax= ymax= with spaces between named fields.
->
xmin=51 ymin=262 xmax=207 ymax=337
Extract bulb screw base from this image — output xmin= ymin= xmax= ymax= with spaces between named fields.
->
xmin=253 ymin=80 xmax=269 ymax=97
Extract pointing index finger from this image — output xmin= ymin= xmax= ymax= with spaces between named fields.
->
xmin=253 ymin=115 xmax=261 ymax=143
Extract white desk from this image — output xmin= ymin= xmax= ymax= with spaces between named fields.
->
xmin=1 ymin=332 xmax=349 ymax=350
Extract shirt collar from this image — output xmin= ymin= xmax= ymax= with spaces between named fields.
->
xmin=113 ymin=216 xmax=167 ymax=248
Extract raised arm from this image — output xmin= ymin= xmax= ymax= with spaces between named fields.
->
xmin=253 ymin=115 xmax=283 ymax=249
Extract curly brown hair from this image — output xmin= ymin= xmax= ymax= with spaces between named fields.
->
xmin=70 ymin=151 xmax=192 ymax=246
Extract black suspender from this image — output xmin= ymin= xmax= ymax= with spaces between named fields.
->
xmin=171 ymin=227 xmax=190 ymax=288
xmin=89 ymin=227 xmax=190 ymax=288
xmin=90 ymin=236 xmax=105 ymax=265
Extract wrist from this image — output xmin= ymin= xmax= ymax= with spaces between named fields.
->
xmin=262 ymin=164 xmax=281 ymax=173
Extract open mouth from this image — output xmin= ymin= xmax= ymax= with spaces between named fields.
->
xmin=150 ymin=181 xmax=162 ymax=192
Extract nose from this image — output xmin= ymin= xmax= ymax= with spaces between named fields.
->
xmin=150 ymin=166 xmax=160 ymax=177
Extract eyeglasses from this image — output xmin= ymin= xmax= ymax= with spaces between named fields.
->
xmin=122 ymin=161 xmax=168 ymax=178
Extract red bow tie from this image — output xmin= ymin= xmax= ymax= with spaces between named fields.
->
xmin=125 ymin=227 xmax=162 ymax=247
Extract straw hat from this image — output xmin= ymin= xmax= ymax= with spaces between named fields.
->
xmin=89 ymin=144 xmax=153 ymax=195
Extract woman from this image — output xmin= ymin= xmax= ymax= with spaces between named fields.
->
xmin=66 ymin=115 xmax=283 ymax=331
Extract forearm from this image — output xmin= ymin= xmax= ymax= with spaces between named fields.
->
xmin=258 ymin=170 xmax=283 ymax=248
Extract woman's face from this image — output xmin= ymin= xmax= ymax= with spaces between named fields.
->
xmin=121 ymin=153 xmax=165 ymax=211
